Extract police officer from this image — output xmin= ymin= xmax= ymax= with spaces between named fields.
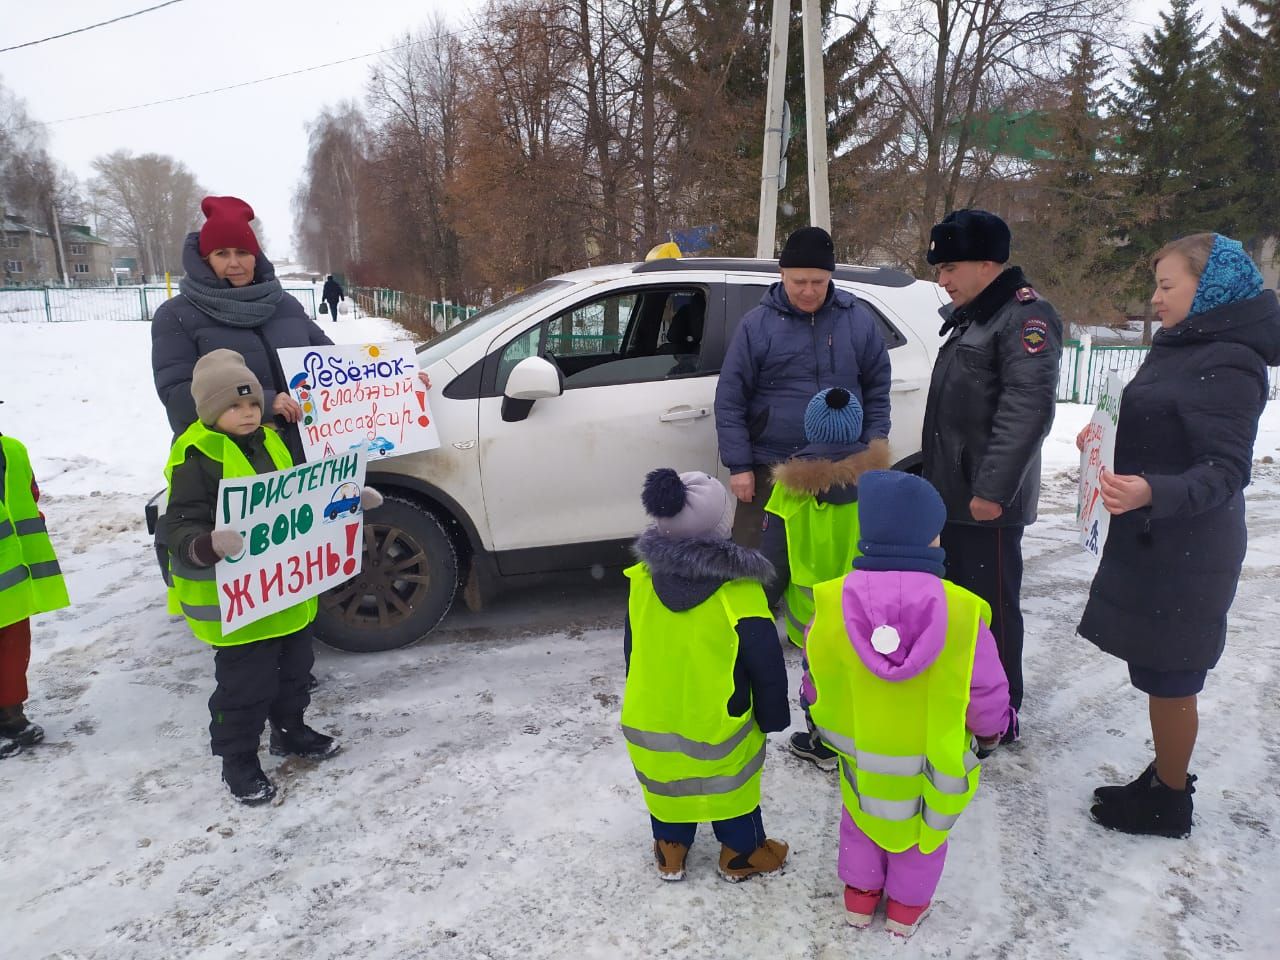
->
xmin=921 ymin=210 xmax=1062 ymax=742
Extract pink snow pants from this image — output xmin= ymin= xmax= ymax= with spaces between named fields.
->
xmin=838 ymin=809 xmax=946 ymax=907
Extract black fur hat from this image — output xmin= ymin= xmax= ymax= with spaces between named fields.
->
xmin=927 ymin=209 xmax=1011 ymax=265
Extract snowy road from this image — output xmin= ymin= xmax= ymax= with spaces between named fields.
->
xmin=3 ymin=320 xmax=1278 ymax=958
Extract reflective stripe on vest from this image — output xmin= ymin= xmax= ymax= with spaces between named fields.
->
xmin=819 ymin=728 xmax=980 ymax=795
xmin=634 ymin=741 xmax=767 ymax=798
xmin=163 ymin=422 xmax=315 ymax=646
xmin=807 ymin=574 xmax=990 ymax=854
xmin=0 ymin=435 xmax=71 ymax=629
xmin=622 ymin=714 xmax=758 ymax=762
xmin=764 ymin=483 xmax=862 ymax=647
xmin=838 ymin=758 xmax=964 ymax=833
xmin=621 ymin=563 xmax=771 ymax=823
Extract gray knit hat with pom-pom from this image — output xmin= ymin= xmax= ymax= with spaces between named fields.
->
xmin=641 ymin=468 xmax=735 ymax=540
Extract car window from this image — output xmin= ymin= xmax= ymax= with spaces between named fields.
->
xmin=417 ymin=277 xmax=572 ymax=369
xmin=496 ymin=326 xmax=544 ymax=394
xmin=494 ymin=286 xmax=710 ymax=394
xmin=546 ymin=294 xmax=633 ymax=358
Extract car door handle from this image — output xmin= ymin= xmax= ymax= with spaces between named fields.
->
xmin=659 ymin=406 xmax=711 ymax=422
xmin=891 ymin=379 xmax=921 ymax=393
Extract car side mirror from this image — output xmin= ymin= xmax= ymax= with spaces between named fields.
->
xmin=502 ymin=355 xmax=563 ymax=423
xmin=504 ymin=356 xmax=563 ymax=401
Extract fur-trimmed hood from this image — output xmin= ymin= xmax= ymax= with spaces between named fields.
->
xmin=770 ymin=438 xmax=891 ymax=497
xmin=633 ymin=528 xmax=774 ymax=611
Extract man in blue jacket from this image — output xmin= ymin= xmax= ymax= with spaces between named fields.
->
xmin=714 ymin=226 xmax=892 ymax=547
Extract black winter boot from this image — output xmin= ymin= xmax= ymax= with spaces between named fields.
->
xmin=0 ymin=737 xmax=22 ymax=760
xmin=269 ymin=718 xmax=340 ymax=760
xmin=1090 ymin=766 xmax=1195 ymax=838
xmin=221 ymin=753 xmax=277 ymax=805
xmin=0 ymin=706 xmax=43 ymax=747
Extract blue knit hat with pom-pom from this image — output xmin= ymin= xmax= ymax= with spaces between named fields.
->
xmin=803 ymin=387 xmax=864 ymax=446
xmin=641 ymin=468 xmax=735 ymax=540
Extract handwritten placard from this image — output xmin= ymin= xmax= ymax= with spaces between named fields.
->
xmin=215 ymin=451 xmax=367 ymax=632
xmin=277 ymin=342 xmax=440 ymax=463
xmin=1078 ymin=373 xmax=1122 ymax=558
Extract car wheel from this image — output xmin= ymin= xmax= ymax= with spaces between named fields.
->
xmin=312 ymin=494 xmax=458 ymax=652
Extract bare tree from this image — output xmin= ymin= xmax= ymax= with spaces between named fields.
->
xmin=292 ymin=102 xmax=369 ymax=273
xmin=89 ymin=151 xmax=205 ymax=279
xmin=850 ymin=0 xmax=1122 ymax=272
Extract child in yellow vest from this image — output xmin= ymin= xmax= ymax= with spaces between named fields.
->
xmin=804 ymin=471 xmax=1013 ymax=937
xmin=165 ymin=350 xmax=379 ymax=804
xmin=622 ymin=468 xmax=790 ymax=882
xmin=762 ymin=387 xmax=889 ymax=770
xmin=0 ymin=423 xmax=71 ymax=758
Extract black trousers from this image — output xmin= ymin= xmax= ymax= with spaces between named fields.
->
xmin=730 ymin=465 xmax=775 ymax=549
xmin=208 ymin=629 xmax=314 ymax=756
xmin=324 ymin=299 xmax=339 ymax=320
xmin=940 ymin=523 xmax=1026 ymax=711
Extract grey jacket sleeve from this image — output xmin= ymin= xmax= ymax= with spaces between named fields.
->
xmin=151 ymin=302 xmax=200 ymax=436
xmin=972 ymin=303 xmax=1063 ymax=505
xmin=714 ymin=312 xmax=760 ymax=473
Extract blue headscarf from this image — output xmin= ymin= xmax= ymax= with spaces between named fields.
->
xmin=1189 ymin=235 xmax=1264 ymax=317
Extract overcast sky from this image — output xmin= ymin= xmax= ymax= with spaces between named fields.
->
xmin=3 ymin=0 xmax=483 ymax=264
xmin=3 ymin=0 xmax=1233 ymax=265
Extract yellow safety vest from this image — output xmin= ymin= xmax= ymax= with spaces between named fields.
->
xmin=764 ymin=482 xmax=862 ymax=647
xmin=0 ymin=436 xmax=70 ymax=630
xmin=163 ymin=421 xmax=317 ymax=646
xmin=807 ymin=574 xmax=989 ymax=854
xmin=621 ymin=562 xmax=771 ymax=823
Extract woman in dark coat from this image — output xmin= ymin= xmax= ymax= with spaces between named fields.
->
xmin=1078 ymin=233 xmax=1280 ymax=838
xmin=151 ymin=195 xmax=333 ymax=460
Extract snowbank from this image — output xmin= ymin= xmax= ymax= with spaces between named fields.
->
xmin=2 ymin=319 xmax=1278 ymax=959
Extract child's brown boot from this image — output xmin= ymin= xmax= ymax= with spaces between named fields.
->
xmin=717 ymin=838 xmax=788 ymax=882
xmin=654 ymin=840 xmax=688 ymax=881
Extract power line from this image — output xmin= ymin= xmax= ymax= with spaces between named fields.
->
xmin=42 ymin=28 xmax=476 ymax=125
xmin=0 ymin=1 xmax=189 ymax=54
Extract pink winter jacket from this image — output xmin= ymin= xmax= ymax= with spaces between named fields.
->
xmin=802 ymin=570 xmax=1014 ymax=740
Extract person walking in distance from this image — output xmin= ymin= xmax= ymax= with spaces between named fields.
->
xmin=321 ymin=274 xmax=344 ymax=323
xmin=920 ymin=210 xmax=1062 ymax=743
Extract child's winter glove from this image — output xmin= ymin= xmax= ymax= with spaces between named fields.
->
xmin=360 ymin=486 xmax=384 ymax=510
xmin=188 ymin=527 xmax=245 ymax=567
xmin=975 ymin=735 xmax=1000 ymax=760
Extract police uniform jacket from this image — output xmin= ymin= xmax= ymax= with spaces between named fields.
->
xmin=922 ymin=267 xmax=1063 ymax=527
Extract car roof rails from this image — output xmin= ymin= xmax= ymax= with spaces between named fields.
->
xmin=631 ymin=257 xmax=916 ymax=288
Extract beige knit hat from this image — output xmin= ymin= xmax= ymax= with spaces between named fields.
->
xmin=192 ymin=349 xmax=264 ymax=426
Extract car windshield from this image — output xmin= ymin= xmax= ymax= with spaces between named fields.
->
xmin=416 ymin=278 xmax=574 ymax=367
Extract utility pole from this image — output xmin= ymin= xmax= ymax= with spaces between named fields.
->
xmin=800 ymin=0 xmax=831 ymax=231
xmin=755 ymin=0 xmax=790 ymax=259
xmin=49 ymin=206 xmax=70 ymax=287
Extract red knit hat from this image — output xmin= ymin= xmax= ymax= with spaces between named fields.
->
xmin=198 ymin=196 xmax=262 ymax=257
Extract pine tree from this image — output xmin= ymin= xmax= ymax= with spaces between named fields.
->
xmin=1018 ymin=38 xmax=1133 ymax=330
xmin=1113 ymin=0 xmax=1248 ymax=267
xmin=1219 ymin=0 xmax=1280 ymax=253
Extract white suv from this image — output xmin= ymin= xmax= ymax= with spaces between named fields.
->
xmin=315 ymin=257 xmax=947 ymax=651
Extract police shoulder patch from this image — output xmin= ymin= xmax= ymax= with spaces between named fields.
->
xmin=1015 ymin=286 xmax=1040 ymax=303
xmin=1021 ymin=317 xmax=1049 ymax=355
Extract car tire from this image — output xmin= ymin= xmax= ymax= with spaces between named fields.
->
xmin=312 ymin=494 xmax=458 ymax=652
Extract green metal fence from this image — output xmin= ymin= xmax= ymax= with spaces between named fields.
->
xmin=0 ymin=284 xmax=318 ymax=322
xmin=349 ymin=286 xmax=478 ymax=339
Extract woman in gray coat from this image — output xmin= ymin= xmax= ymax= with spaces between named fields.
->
xmin=151 ymin=195 xmax=333 ymax=459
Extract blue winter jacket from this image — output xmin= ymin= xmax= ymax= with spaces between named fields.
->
xmin=714 ymin=282 xmax=891 ymax=472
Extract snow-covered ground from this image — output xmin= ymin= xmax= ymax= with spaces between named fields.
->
xmin=3 ymin=317 xmax=1278 ymax=959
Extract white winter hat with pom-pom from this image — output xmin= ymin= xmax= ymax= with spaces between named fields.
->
xmin=641 ymin=468 xmax=735 ymax=540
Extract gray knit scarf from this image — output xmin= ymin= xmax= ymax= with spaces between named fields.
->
xmin=179 ymin=273 xmax=283 ymax=328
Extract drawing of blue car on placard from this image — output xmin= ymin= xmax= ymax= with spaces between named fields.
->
xmin=324 ymin=482 xmax=363 ymax=521
xmin=347 ymin=436 xmax=396 ymax=457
